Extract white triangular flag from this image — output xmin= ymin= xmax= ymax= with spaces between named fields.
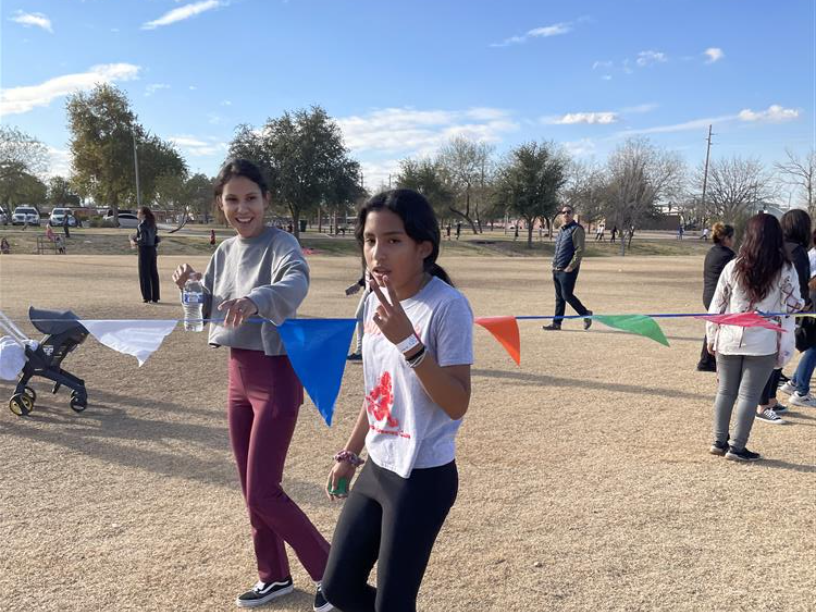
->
xmin=79 ymin=319 xmax=178 ymax=366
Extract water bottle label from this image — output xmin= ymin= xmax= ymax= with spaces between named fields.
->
xmin=183 ymin=292 xmax=204 ymax=305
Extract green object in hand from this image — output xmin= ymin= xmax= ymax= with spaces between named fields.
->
xmin=330 ymin=477 xmax=349 ymax=496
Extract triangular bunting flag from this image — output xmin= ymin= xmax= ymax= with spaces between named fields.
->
xmin=277 ymin=318 xmax=356 ymax=426
xmin=594 ymin=315 xmax=670 ymax=346
xmin=696 ymin=312 xmax=784 ymax=331
xmin=79 ymin=319 xmax=178 ymax=366
xmin=475 ymin=316 xmax=521 ymax=365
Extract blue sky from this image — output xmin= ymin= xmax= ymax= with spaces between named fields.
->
xmin=1 ymin=0 xmax=814 ymax=195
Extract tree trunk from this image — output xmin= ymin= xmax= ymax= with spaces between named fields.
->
xmin=448 ymin=207 xmax=478 ymax=234
xmin=318 ymin=206 xmax=323 ymax=233
xmin=526 ymin=220 xmax=534 ymax=249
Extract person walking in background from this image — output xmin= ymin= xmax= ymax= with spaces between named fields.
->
xmin=610 ymin=225 xmax=618 ymax=243
xmin=706 ymin=213 xmax=803 ymax=462
xmin=595 ymin=222 xmax=605 ymax=242
xmin=697 ymin=222 xmax=736 ymax=372
xmin=171 ymin=159 xmax=332 ymax=611
xmin=455 ymin=220 xmax=462 ymax=240
xmin=543 ymin=205 xmax=592 ymax=331
xmin=701 ymin=227 xmax=710 ymax=241
xmin=778 ymin=210 xmax=816 ymax=408
xmin=209 ymin=228 xmax=217 ymax=248
xmin=346 ymin=266 xmax=371 ymax=361
xmin=61 ymin=213 xmax=71 ymax=239
xmin=322 ymin=189 xmax=473 ymax=612
xmin=514 ymin=224 xmax=519 ymax=241
xmin=445 ymin=223 xmax=451 ymax=240
xmin=130 ymin=206 xmax=161 ymax=304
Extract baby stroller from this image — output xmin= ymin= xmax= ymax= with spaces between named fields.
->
xmin=1 ymin=307 xmax=89 ymax=416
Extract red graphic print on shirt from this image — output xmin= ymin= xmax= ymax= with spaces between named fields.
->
xmin=366 ymin=371 xmax=399 ymax=428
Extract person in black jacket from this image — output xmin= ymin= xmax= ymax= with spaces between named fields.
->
xmin=130 ymin=206 xmax=161 ymax=303
xmin=697 ymin=222 xmax=735 ymax=371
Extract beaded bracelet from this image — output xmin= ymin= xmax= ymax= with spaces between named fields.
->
xmin=407 ymin=346 xmax=427 ymax=369
xmin=334 ymin=450 xmax=365 ymax=467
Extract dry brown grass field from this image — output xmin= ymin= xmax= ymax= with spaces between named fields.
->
xmin=0 ymin=253 xmax=814 ymax=612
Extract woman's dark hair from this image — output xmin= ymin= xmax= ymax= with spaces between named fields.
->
xmin=214 ymin=158 xmax=269 ymax=197
xmin=355 ymin=189 xmax=453 ymax=286
xmin=138 ymin=206 xmax=156 ymax=228
xmin=734 ymin=213 xmax=790 ymax=304
xmin=780 ymin=208 xmax=812 ymax=248
xmin=711 ymin=222 xmax=734 ymax=245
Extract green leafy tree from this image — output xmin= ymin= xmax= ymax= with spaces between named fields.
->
xmin=394 ymin=158 xmax=455 ymax=221
xmin=493 ymin=141 xmax=568 ymax=248
xmin=0 ymin=126 xmax=49 ymax=209
xmin=47 ymin=176 xmax=81 ymax=206
xmin=324 ymin=159 xmax=365 ymax=233
xmin=184 ymin=173 xmax=215 ymax=223
xmin=229 ymin=106 xmax=356 ymax=238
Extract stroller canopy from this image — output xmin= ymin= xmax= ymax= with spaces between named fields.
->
xmin=28 ymin=307 xmax=87 ymax=336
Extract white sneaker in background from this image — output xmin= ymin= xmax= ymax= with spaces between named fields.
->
xmin=789 ymin=392 xmax=816 ymax=408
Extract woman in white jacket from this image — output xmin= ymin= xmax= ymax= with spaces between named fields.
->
xmin=707 ymin=213 xmax=804 ymax=461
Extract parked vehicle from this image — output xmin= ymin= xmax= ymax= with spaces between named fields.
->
xmin=12 ymin=206 xmax=41 ymax=226
xmin=49 ymin=208 xmax=78 ymax=227
xmin=102 ymin=211 xmax=139 ymax=229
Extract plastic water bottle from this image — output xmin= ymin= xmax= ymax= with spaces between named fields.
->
xmin=182 ymin=278 xmax=205 ymax=332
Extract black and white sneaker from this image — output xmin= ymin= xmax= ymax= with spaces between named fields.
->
xmin=709 ymin=440 xmax=729 ymax=456
xmin=725 ymin=447 xmax=761 ymax=462
xmin=755 ymin=408 xmax=785 ymax=424
xmin=236 ymin=578 xmax=294 ymax=608
xmin=772 ymin=403 xmax=788 ymax=413
xmin=314 ymin=583 xmax=333 ymax=612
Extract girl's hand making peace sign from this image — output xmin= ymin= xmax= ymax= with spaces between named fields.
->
xmin=369 ymin=276 xmax=417 ymax=347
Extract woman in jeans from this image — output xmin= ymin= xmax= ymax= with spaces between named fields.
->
xmin=707 ymin=213 xmax=803 ymax=461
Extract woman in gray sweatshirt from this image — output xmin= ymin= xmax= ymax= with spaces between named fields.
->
xmin=172 ymin=159 xmax=332 ymax=612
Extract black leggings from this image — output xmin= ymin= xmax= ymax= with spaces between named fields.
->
xmin=137 ymin=246 xmax=160 ymax=302
xmin=322 ymin=460 xmax=458 ymax=612
xmin=759 ymin=369 xmax=782 ymax=405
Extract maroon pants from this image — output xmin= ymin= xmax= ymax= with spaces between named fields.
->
xmin=228 ymin=348 xmax=330 ymax=583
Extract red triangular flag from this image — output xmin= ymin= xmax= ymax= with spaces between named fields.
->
xmin=475 ymin=316 xmax=521 ymax=365
xmin=696 ymin=312 xmax=784 ymax=332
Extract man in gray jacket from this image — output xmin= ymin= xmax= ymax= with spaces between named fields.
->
xmin=543 ymin=205 xmax=593 ymax=330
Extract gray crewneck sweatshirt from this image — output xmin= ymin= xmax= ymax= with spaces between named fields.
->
xmin=202 ymin=227 xmax=309 ymax=356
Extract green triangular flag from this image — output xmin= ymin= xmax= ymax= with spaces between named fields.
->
xmin=594 ymin=315 xmax=670 ymax=347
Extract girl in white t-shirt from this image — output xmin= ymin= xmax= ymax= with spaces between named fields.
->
xmin=321 ymin=189 xmax=473 ymax=612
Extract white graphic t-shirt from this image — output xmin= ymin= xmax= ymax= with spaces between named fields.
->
xmin=362 ymin=276 xmax=474 ymax=478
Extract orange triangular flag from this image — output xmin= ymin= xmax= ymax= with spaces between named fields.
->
xmin=474 ymin=316 xmax=521 ymax=365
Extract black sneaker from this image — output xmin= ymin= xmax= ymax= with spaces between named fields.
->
xmin=725 ymin=447 xmax=761 ymax=462
xmin=778 ymin=372 xmax=791 ymax=385
xmin=583 ymin=310 xmax=593 ymax=330
xmin=709 ymin=440 xmax=729 ymax=456
xmin=346 ymin=352 xmax=362 ymax=361
xmin=772 ymin=403 xmax=788 ymax=413
xmin=236 ymin=578 xmax=294 ymax=608
xmin=542 ymin=323 xmax=561 ymax=331
xmin=314 ymin=583 xmax=333 ymax=612
xmin=696 ymin=363 xmax=717 ymax=373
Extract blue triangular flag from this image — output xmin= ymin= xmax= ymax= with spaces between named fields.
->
xmin=277 ymin=318 xmax=356 ymax=426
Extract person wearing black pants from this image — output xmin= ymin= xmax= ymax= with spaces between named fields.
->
xmin=323 ymin=461 xmax=457 ymax=611
xmin=132 ymin=206 xmax=161 ymax=303
xmin=543 ymin=205 xmax=592 ymax=330
xmin=697 ymin=223 xmax=735 ymax=372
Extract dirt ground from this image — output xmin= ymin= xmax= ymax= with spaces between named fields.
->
xmin=0 ymin=254 xmax=814 ymax=612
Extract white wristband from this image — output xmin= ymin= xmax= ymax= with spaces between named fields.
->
xmin=395 ymin=333 xmax=420 ymax=355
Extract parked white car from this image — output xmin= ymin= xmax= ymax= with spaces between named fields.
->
xmin=11 ymin=206 xmax=41 ymax=226
xmin=49 ymin=208 xmax=78 ymax=227
xmin=103 ymin=211 xmax=140 ymax=228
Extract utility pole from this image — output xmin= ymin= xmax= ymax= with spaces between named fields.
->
xmin=700 ymin=124 xmax=714 ymax=223
xmin=132 ymin=132 xmax=142 ymax=209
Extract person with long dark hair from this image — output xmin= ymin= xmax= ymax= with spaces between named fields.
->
xmin=321 ymin=189 xmax=473 ymax=612
xmin=778 ymin=210 xmax=816 ymax=407
xmin=171 ymin=159 xmax=332 ymax=611
xmin=707 ymin=213 xmax=803 ymax=461
xmin=697 ymin=222 xmax=736 ymax=372
xmin=131 ymin=206 xmax=161 ymax=303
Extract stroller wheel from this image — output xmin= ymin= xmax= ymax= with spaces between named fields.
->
xmin=9 ymin=394 xmax=34 ymax=417
xmin=70 ymin=396 xmax=87 ymax=413
xmin=23 ymin=386 xmax=37 ymax=402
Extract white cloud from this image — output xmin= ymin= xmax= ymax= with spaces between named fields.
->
xmin=601 ymin=75 xmax=612 ymax=81
xmin=620 ymin=103 xmax=659 ymax=114
xmin=337 ymin=107 xmax=518 ymax=156
xmin=704 ymin=47 xmax=724 ymax=64
xmin=220 ymin=100 xmax=232 ymax=106
xmin=142 ymin=0 xmax=223 ymax=30
xmin=491 ymin=22 xmax=572 ymax=47
xmin=360 ymin=160 xmax=404 ymax=191
xmin=145 ymin=83 xmax=170 ymax=96
xmin=592 ymin=60 xmax=613 ymax=70
xmin=636 ymin=50 xmax=668 ymax=67
xmin=47 ymin=147 xmax=72 ymax=178
xmin=621 ymin=116 xmax=731 ymax=135
xmin=169 ymin=135 xmax=227 ymax=157
xmin=10 ymin=11 xmax=53 ymax=33
xmin=738 ymin=104 xmax=799 ymax=123
xmin=0 ymin=63 xmax=141 ymax=116
xmin=546 ymin=112 xmax=618 ymax=125
xmin=564 ymin=139 xmax=597 ymax=157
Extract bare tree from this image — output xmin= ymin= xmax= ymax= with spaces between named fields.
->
xmin=776 ymin=148 xmax=815 ymax=214
xmin=437 ymin=136 xmax=493 ymax=233
xmin=701 ymin=156 xmax=774 ymax=222
xmin=564 ymin=160 xmax=606 ymax=231
xmin=605 ymin=137 xmax=685 ymax=254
